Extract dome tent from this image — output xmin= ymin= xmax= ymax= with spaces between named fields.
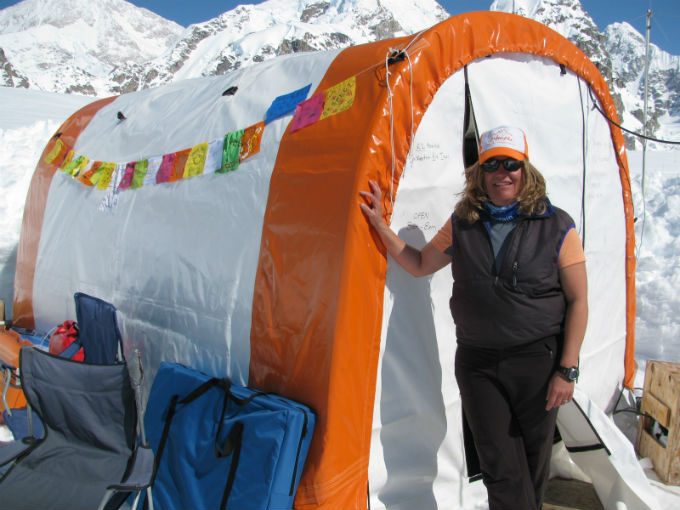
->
xmin=13 ymin=11 xmax=650 ymax=510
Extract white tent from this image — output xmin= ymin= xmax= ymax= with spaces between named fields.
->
xmin=13 ymin=12 xmax=650 ymax=509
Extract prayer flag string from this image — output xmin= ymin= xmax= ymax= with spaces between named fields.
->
xmin=45 ymin=76 xmax=357 ymax=195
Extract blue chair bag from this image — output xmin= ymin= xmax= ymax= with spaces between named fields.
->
xmin=145 ymin=362 xmax=315 ymax=510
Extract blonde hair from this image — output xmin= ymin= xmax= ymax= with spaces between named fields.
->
xmin=454 ymin=159 xmax=547 ymax=223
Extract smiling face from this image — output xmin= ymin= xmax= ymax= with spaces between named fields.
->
xmin=483 ymin=158 xmax=524 ymax=206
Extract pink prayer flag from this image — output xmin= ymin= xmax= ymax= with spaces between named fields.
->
xmin=118 ymin=162 xmax=136 ymax=189
xmin=156 ymin=153 xmax=176 ymax=183
xmin=289 ymin=92 xmax=325 ymax=133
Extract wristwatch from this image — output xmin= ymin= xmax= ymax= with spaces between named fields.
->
xmin=557 ymin=365 xmax=579 ymax=382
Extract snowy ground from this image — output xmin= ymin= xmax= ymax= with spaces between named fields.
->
xmin=1 ymin=85 xmax=680 ymax=506
xmin=630 ymin=150 xmax=680 ymax=363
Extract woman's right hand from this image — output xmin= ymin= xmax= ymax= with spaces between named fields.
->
xmin=359 ymin=179 xmax=385 ymax=230
xmin=359 ymin=179 xmax=450 ymax=277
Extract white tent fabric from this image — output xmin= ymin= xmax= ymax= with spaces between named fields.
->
xmin=559 ymin=386 xmax=658 ymax=509
xmin=30 ymin=50 xmax=341 ymax=384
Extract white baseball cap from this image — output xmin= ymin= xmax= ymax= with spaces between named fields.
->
xmin=478 ymin=126 xmax=529 ymax=164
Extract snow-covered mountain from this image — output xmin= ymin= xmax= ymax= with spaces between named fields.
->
xmin=108 ymin=0 xmax=448 ymax=93
xmin=491 ymin=0 xmax=679 ymax=149
xmin=0 ymin=0 xmax=678 ymax=149
xmin=0 ymin=0 xmax=183 ymax=95
xmin=0 ymin=0 xmax=448 ymax=94
xmin=605 ymin=22 xmax=680 ymax=149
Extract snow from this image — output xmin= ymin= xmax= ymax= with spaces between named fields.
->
xmin=1 ymin=83 xmax=680 ymax=504
xmin=630 ymin=149 xmax=680 ymax=362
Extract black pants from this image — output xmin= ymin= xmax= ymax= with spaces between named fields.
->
xmin=455 ymin=336 xmax=559 ymax=510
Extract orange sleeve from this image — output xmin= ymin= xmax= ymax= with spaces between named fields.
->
xmin=558 ymin=227 xmax=586 ymax=268
xmin=430 ymin=218 xmax=453 ymax=253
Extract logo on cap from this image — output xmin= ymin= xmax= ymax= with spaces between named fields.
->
xmin=479 ymin=126 xmax=528 ymax=164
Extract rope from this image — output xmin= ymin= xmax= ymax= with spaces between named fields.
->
xmin=383 ymin=45 xmax=417 ymax=208
xmin=384 ymin=51 xmax=396 ymax=209
xmin=577 ymin=76 xmax=587 ymax=247
xmin=587 ymin=86 xmax=680 ymax=145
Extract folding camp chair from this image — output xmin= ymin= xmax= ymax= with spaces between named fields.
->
xmin=2 ymin=293 xmax=124 ymax=442
xmin=71 ymin=291 xmax=124 ymax=363
xmin=0 ymin=347 xmax=154 ymax=510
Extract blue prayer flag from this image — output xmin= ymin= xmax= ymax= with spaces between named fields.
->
xmin=264 ymin=84 xmax=312 ymax=124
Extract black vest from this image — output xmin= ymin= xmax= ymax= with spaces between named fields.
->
xmin=449 ymin=203 xmax=575 ymax=348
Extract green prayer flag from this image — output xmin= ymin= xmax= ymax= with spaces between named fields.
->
xmin=218 ymin=129 xmax=244 ymax=174
xmin=131 ymin=160 xmax=149 ymax=189
xmin=62 ymin=155 xmax=88 ymax=176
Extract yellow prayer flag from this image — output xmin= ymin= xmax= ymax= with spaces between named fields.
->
xmin=320 ymin=76 xmax=356 ymax=120
xmin=71 ymin=156 xmax=90 ymax=177
xmin=59 ymin=150 xmax=75 ymax=173
xmin=184 ymin=142 xmax=209 ymax=178
xmin=44 ymin=139 xmax=65 ymax=165
xmin=60 ymin=153 xmax=89 ymax=177
xmin=95 ymin=163 xmax=116 ymax=190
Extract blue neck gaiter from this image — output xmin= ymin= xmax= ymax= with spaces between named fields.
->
xmin=483 ymin=201 xmax=521 ymax=223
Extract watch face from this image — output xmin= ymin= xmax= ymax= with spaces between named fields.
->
xmin=560 ymin=366 xmax=578 ymax=381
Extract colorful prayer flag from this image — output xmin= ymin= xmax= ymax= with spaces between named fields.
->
xmin=61 ymin=154 xmax=90 ymax=177
xmin=320 ymin=76 xmax=356 ymax=120
xmin=98 ymin=163 xmax=125 ymax=212
xmin=45 ymin=138 xmax=65 ymax=165
xmin=184 ymin=142 xmax=209 ymax=178
xmin=94 ymin=163 xmax=116 ymax=190
xmin=219 ymin=130 xmax=244 ymax=173
xmin=60 ymin=150 xmax=75 ymax=173
xmin=265 ymin=84 xmax=312 ymax=124
xmin=171 ymin=149 xmax=191 ymax=182
xmin=156 ymin=153 xmax=176 ymax=184
xmin=131 ymin=160 xmax=149 ymax=189
xmin=240 ymin=122 xmax=265 ymax=162
xmin=144 ymin=156 xmax=162 ymax=186
xmin=78 ymin=161 xmax=101 ymax=186
xmin=118 ymin=162 xmax=136 ymax=189
xmin=290 ymin=92 xmax=325 ymax=133
xmin=204 ymin=139 xmax=223 ymax=174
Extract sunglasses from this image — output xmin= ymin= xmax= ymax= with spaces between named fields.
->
xmin=481 ymin=158 xmax=524 ymax=173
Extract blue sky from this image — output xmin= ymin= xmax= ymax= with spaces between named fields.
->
xmin=1 ymin=0 xmax=679 ymax=54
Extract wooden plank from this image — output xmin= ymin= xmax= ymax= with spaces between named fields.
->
xmin=649 ymin=362 xmax=680 ymax=408
xmin=642 ymin=391 xmax=672 ymax=428
xmin=638 ymin=429 xmax=673 ymax=483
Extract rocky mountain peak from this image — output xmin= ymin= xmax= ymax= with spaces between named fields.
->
xmin=0 ymin=0 xmax=677 ymax=149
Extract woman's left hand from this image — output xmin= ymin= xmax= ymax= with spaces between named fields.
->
xmin=545 ymin=372 xmax=574 ymax=411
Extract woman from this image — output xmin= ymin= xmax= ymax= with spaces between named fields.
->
xmin=359 ymin=126 xmax=588 ymax=509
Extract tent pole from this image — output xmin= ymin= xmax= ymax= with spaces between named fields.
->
xmin=639 ymin=7 xmax=652 ymax=256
